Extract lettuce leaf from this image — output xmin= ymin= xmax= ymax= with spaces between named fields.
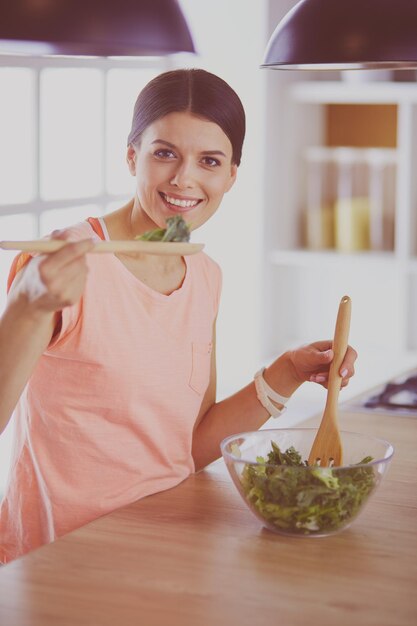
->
xmin=241 ymin=443 xmax=376 ymax=535
xmin=137 ymin=215 xmax=190 ymax=242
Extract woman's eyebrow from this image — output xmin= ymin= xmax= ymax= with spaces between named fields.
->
xmin=151 ymin=139 xmax=176 ymax=148
xmin=202 ymin=150 xmax=227 ymax=157
xmin=151 ymin=139 xmax=226 ymax=157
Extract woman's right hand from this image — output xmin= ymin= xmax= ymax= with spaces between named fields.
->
xmin=15 ymin=231 xmax=95 ymax=314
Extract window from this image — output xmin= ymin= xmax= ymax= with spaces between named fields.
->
xmin=0 ymin=55 xmax=167 ymax=307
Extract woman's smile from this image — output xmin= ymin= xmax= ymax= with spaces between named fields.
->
xmin=158 ymin=191 xmax=203 ymax=213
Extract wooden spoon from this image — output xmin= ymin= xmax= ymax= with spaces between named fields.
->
xmin=308 ymin=295 xmax=352 ymax=467
xmin=0 ymin=240 xmax=204 ymax=256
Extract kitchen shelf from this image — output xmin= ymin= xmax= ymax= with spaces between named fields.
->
xmin=262 ymin=77 xmax=417 ymax=359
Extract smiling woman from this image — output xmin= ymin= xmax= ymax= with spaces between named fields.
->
xmin=0 ymin=68 xmax=358 ymax=564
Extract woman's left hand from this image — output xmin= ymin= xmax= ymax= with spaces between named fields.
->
xmin=288 ymin=341 xmax=358 ymax=389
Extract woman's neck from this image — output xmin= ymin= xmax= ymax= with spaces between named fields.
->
xmin=104 ymin=198 xmax=156 ymax=241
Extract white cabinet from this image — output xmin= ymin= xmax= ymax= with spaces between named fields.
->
xmin=262 ymin=81 xmax=417 ymax=368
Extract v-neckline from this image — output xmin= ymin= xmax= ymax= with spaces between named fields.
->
xmin=94 ymin=217 xmax=189 ymax=299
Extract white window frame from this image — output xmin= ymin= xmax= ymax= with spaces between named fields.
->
xmin=0 ymin=54 xmax=172 ymax=236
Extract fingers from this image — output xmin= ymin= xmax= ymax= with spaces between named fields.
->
xmin=40 ymin=239 xmax=93 ymax=286
xmin=310 ymin=340 xmax=333 ymax=352
xmin=40 ymin=260 xmax=86 ymax=307
xmin=309 ymin=371 xmax=350 ymax=388
xmin=286 ymin=340 xmax=358 ymax=389
xmin=39 ymin=238 xmax=95 ymax=274
xmin=20 ymin=238 xmax=95 ymax=312
xmin=51 ymin=229 xmax=70 ymax=240
xmin=306 ymin=345 xmax=333 ymax=378
xmin=339 ymin=345 xmax=357 ymax=379
xmin=311 ymin=342 xmax=355 ymax=371
xmin=319 ymin=348 xmax=333 ymax=363
xmin=309 ymin=343 xmax=357 ymax=389
xmin=309 ymin=373 xmax=328 ymax=384
xmin=309 ymin=346 xmax=358 ymax=388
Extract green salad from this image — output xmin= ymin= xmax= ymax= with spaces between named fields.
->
xmin=241 ymin=441 xmax=376 ymax=535
xmin=137 ymin=215 xmax=190 ymax=242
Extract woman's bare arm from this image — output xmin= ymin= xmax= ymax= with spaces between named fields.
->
xmin=0 ymin=238 xmax=94 ymax=435
xmin=191 ymin=350 xmax=301 ymax=471
xmin=192 ymin=341 xmax=358 ymax=471
xmin=0 ymin=293 xmax=56 ymax=433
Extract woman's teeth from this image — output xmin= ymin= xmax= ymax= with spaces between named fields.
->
xmin=162 ymin=193 xmax=199 ymax=208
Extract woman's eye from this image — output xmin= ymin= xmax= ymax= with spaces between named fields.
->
xmin=154 ymin=149 xmax=176 ymax=159
xmin=201 ymin=156 xmax=221 ymax=167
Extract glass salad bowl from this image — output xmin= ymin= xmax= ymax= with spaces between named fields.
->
xmin=220 ymin=428 xmax=394 ymax=537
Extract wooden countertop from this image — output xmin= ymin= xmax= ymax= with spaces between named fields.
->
xmin=0 ymin=409 xmax=416 ymax=626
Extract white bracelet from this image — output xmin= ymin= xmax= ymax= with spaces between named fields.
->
xmin=254 ymin=367 xmax=290 ymax=418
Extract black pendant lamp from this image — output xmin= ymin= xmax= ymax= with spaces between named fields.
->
xmin=262 ymin=0 xmax=417 ymax=70
xmin=0 ymin=0 xmax=195 ymax=57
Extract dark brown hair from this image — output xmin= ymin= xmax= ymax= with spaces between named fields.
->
xmin=127 ymin=68 xmax=246 ymax=166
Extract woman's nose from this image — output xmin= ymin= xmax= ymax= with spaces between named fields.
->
xmin=169 ymin=160 xmax=195 ymax=188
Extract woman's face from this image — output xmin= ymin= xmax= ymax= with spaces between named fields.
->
xmin=127 ymin=111 xmax=238 ymax=231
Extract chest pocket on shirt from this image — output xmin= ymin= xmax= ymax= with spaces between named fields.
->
xmin=189 ymin=341 xmax=212 ymax=395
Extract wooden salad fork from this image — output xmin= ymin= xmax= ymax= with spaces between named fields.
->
xmin=308 ymin=295 xmax=352 ymax=467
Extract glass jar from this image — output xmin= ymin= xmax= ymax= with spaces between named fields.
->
xmin=367 ymin=148 xmax=396 ymax=251
xmin=303 ymin=146 xmax=337 ymax=250
xmin=334 ymin=147 xmax=371 ymax=252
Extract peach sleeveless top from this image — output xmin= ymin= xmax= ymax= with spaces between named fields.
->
xmin=0 ymin=219 xmax=221 ymax=563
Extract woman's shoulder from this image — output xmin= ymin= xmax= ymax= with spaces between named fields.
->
xmin=190 ymin=252 xmax=222 ymax=313
xmin=192 ymin=251 xmax=221 ymax=277
xmin=190 ymin=251 xmax=222 ymax=298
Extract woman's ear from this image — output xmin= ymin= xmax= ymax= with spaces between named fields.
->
xmin=225 ymin=163 xmax=238 ymax=193
xmin=126 ymin=145 xmax=137 ymax=176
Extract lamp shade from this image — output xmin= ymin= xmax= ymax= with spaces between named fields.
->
xmin=0 ymin=0 xmax=195 ymax=57
xmin=262 ymin=0 xmax=417 ymax=70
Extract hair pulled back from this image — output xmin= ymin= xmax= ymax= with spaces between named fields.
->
xmin=127 ymin=68 xmax=245 ymax=166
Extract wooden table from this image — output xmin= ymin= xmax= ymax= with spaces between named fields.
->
xmin=0 ymin=409 xmax=416 ymax=626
